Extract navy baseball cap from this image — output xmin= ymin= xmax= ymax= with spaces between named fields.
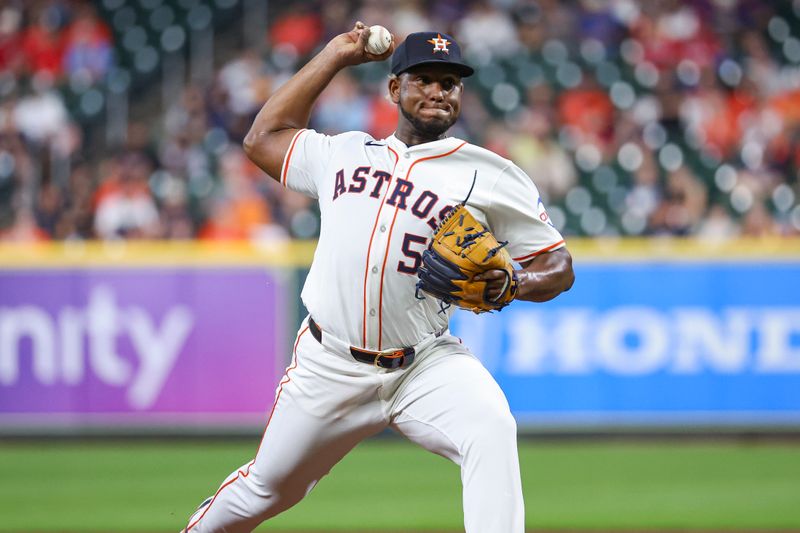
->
xmin=391 ymin=32 xmax=474 ymax=77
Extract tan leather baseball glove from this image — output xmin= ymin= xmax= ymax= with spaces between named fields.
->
xmin=416 ymin=203 xmax=518 ymax=313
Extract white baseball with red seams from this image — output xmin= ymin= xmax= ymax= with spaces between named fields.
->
xmin=365 ymin=24 xmax=392 ymax=55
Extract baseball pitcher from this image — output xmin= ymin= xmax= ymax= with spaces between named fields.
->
xmin=183 ymin=22 xmax=574 ymax=533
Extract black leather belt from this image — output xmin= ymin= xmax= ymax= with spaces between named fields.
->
xmin=308 ymin=317 xmax=415 ymax=369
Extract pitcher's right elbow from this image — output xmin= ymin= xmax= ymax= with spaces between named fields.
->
xmin=242 ymin=130 xmax=260 ymax=160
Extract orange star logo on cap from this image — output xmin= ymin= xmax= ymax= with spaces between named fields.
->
xmin=427 ymin=34 xmax=450 ymax=54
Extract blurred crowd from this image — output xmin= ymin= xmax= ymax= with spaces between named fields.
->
xmin=1 ymin=0 xmax=800 ymax=242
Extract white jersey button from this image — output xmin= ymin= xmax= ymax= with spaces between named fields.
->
xmin=380 ymin=225 xmax=387 ymax=232
xmin=372 ymin=266 xmax=378 ymax=273
xmin=369 ymin=309 xmax=376 ymax=316
xmin=404 ymin=153 xmax=410 ymax=158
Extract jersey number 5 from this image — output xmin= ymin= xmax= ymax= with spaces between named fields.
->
xmin=397 ymin=233 xmax=428 ymax=274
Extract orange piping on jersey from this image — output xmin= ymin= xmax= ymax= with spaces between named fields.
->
xmin=377 ymin=141 xmax=467 ymax=350
xmin=377 ymin=205 xmax=402 ymax=350
xmin=361 ymin=146 xmax=399 ymax=348
xmin=280 ymin=129 xmax=307 ymax=187
xmin=186 ymin=327 xmax=308 ymax=532
xmin=513 ymin=239 xmax=566 ymax=262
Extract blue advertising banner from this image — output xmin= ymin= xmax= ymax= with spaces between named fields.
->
xmin=449 ymin=261 xmax=800 ymax=428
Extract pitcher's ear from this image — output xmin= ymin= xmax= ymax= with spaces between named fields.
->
xmin=388 ymin=74 xmax=401 ymax=104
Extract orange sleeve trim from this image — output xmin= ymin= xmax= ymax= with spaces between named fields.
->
xmin=280 ymin=129 xmax=307 ymax=188
xmin=513 ymin=240 xmax=566 ymax=262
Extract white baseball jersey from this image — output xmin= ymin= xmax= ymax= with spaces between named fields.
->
xmin=282 ymin=129 xmax=565 ymax=351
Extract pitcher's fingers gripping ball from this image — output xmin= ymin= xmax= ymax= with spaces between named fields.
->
xmin=365 ymin=25 xmax=392 ymax=55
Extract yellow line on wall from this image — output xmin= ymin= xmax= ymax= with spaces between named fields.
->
xmin=566 ymin=237 xmax=800 ymax=262
xmin=0 ymin=241 xmax=318 ymax=269
xmin=0 ymin=237 xmax=798 ymax=269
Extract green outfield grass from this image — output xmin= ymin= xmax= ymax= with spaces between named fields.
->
xmin=0 ymin=439 xmax=798 ymax=531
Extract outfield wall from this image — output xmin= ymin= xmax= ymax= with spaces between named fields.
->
xmin=0 ymin=239 xmax=798 ymax=434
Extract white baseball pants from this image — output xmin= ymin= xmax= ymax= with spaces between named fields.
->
xmin=185 ymin=317 xmax=524 ymax=532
